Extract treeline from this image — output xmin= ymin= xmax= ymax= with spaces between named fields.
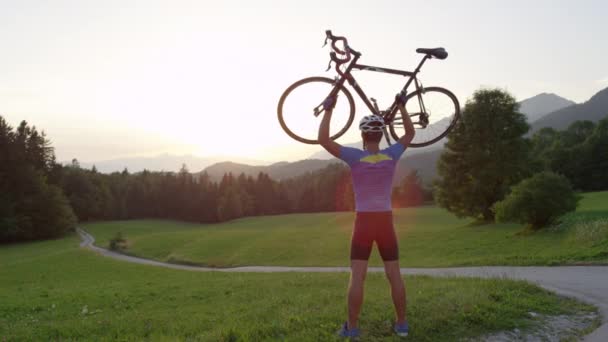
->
xmin=54 ymin=162 xmax=291 ymax=223
xmin=1 ymin=115 xmax=428 ymax=243
xmin=0 ymin=117 xmax=76 ymax=242
xmin=54 ymin=161 xmax=427 ymax=223
xmin=530 ymin=119 xmax=608 ymax=191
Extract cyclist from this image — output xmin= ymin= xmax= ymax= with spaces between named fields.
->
xmin=318 ymin=93 xmax=416 ymax=338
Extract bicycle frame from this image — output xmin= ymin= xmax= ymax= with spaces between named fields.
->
xmin=330 ymin=53 xmax=432 ymax=126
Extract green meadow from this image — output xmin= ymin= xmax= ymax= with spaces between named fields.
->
xmin=0 ymin=234 xmax=597 ymax=341
xmin=85 ymin=192 xmax=608 ymax=267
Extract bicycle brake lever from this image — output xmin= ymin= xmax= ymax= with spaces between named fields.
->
xmin=323 ymin=37 xmax=329 ymax=47
xmin=325 ymin=59 xmax=333 ymax=72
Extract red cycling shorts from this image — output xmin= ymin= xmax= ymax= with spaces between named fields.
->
xmin=351 ymin=211 xmax=399 ymax=261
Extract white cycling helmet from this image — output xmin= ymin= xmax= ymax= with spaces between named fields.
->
xmin=359 ymin=115 xmax=385 ymax=132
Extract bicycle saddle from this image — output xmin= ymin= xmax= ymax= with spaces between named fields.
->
xmin=416 ymin=48 xmax=448 ymax=60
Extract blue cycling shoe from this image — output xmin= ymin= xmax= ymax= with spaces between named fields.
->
xmin=338 ymin=321 xmax=360 ymax=339
xmin=394 ymin=321 xmax=409 ymax=337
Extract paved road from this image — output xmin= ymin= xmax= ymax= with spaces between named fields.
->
xmin=77 ymin=228 xmax=608 ymax=341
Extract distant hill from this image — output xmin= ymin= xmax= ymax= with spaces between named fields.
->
xmin=309 ymin=93 xmax=573 ymax=161
xmin=201 ymin=159 xmax=337 ymax=182
xmin=518 ymin=93 xmax=576 ymax=123
xmin=530 ymin=87 xmax=608 ymax=132
xmin=202 ymin=148 xmax=442 ymax=186
xmin=309 ymin=132 xmax=447 ymax=160
xmin=73 ymin=90 xmax=600 ymax=179
xmin=73 ymin=154 xmax=267 ymax=173
xmin=395 ymin=148 xmax=442 ymax=186
xmin=303 ymin=91 xmax=578 ymax=183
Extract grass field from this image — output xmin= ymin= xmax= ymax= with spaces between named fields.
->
xmin=85 ymin=192 xmax=608 ymax=267
xmin=0 ymin=234 xmax=597 ymax=341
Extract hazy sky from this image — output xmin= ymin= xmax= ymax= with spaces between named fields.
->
xmin=1 ymin=0 xmax=607 ymax=163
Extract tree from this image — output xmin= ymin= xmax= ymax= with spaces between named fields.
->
xmin=217 ymin=186 xmax=244 ymax=221
xmin=544 ymin=121 xmax=595 ymax=190
xmin=61 ymin=167 xmax=100 ymax=220
xmin=0 ymin=116 xmax=76 ymax=242
xmin=529 ymin=120 xmax=608 ymax=191
xmin=393 ymin=170 xmax=424 ymax=208
xmin=580 ymin=117 xmax=608 ymax=190
xmin=435 ymin=89 xmax=531 ymax=221
xmin=335 ymin=169 xmax=354 ymax=211
xmin=530 ymin=127 xmax=559 ymax=170
xmin=494 ymin=172 xmax=580 ymax=230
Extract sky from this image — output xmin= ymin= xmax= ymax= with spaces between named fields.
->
xmin=1 ymin=0 xmax=607 ymax=164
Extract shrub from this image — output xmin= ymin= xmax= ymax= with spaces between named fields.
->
xmin=109 ymin=232 xmax=128 ymax=251
xmin=494 ymin=172 xmax=581 ymax=230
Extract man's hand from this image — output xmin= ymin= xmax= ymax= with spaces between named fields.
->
xmin=395 ymin=92 xmax=416 ymax=147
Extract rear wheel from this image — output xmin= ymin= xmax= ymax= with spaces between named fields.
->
xmin=277 ymin=77 xmax=355 ymax=144
xmin=389 ymin=87 xmax=460 ymax=147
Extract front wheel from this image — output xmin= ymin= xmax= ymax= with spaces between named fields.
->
xmin=277 ymin=77 xmax=356 ymax=144
xmin=389 ymin=87 xmax=460 ymax=147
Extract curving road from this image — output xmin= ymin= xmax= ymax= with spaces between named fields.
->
xmin=77 ymin=228 xmax=608 ymax=341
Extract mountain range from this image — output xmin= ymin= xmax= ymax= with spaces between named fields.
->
xmin=197 ymin=88 xmax=607 ymax=185
xmin=75 ymin=154 xmax=267 ymax=174
xmin=308 ymin=92 xmax=576 ymax=161
xmin=79 ymin=87 xmax=608 ymax=184
xmin=530 ymin=87 xmax=608 ymax=132
xmin=518 ymin=93 xmax=576 ymax=123
xmin=201 ymin=159 xmax=336 ymax=182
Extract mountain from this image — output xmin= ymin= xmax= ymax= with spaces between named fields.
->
xmin=309 ymin=94 xmax=575 ymax=161
xmin=395 ymin=148 xmax=442 ymax=186
xmin=201 ymin=159 xmax=338 ymax=182
xmin=530 ymin=87 xmax=608 ymax=133
xmin=310 ymin=137 xmax=447 ymax=160
xmin=308 ymin=117 xmax=452 ymax=160
xmin=202 ymin=147 xmax=442 ymax=186
xmin=293 ymin=90 xmax=599 ymax=184
xmin=518 ymin=93 xmax=576 ymax=123
xmin=73 ymin=154 xmax=267 ymax=173
xmin=73 ymin=91 xmax=589 ymax=177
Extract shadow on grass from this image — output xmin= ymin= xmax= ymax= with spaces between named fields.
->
xmin=567 ymin=209 xmax=608 ymax=220
xmin=457 ymin=218 xmax=493 ymax=228
xmin=166 ymin=257 xmax=233 ymax=268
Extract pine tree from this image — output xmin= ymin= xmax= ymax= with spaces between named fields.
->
xmin=396 ymin=170 xmax=424 ymax=207
xmin=0 ymin=116 xmax=76 ymax=242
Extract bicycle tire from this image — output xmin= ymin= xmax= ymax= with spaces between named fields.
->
xmin=389 ymin=87 xmax=460 ymax=148
xmin=277 ymin=77 xmax=356 ymax=145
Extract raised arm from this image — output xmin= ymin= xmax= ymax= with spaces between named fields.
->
xmin=396 ymin=93 xmax=416 ymax=147
xmin=318 ymin=95 xmax=342 ymax=158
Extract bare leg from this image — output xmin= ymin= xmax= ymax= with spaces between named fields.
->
xmin=384 ymin=260 xmax=407 ymax=324
xmin=347 ymin=259 xmax=369 ymax=329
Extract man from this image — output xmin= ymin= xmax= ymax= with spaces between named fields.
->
xmin=318 ymin=93 xmax=416 ymax=338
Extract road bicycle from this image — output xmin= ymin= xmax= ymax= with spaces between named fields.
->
xmin=277 ymin=30 xmax=460 ymax=147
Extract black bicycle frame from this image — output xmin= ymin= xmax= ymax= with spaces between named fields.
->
xmin=332 ymin=53 xmax=431 ymax=125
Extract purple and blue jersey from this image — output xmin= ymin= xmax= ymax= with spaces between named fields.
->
xmin=339 ymin=143 xmax=406 ymax=212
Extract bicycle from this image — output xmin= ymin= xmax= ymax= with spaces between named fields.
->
xmin=277 ymin=30 xmax=460 ymax=147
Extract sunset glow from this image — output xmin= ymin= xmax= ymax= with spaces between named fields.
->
xmin=1 ymin=0 xmax=607 ymax=163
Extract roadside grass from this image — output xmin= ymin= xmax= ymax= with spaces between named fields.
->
xmin=0 ymin=235 xmax=597 ymax=341
xmin=84 ymin=192 xmax=608 ymax=267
